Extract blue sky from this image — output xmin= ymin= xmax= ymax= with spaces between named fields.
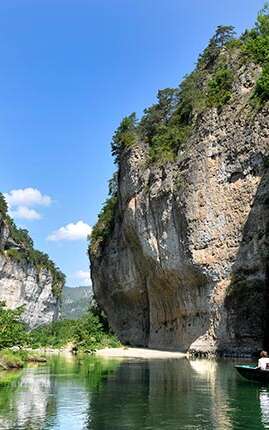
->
xmin=0 ymin=0 xmax=264 ymax=287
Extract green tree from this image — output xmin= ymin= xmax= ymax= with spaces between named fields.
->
xmin=0 ymin=302 xmax=27 ymax=349
xmin=140 ymin=88 xmax=179 ymax=143
xmin=207 ymin=65 xmax=234 ymax=108
xmin=89 ymin=195 xmax=118 ymax=256
xmin=0 ymin=194 xmax=8 ymax=216
xmin=6 ymin=218 xmax=33 ymax=249
xmin=243 ymin=4 xmax=269 ymax=64
xmin=108 ymin=172 xmax=118 ymax=197
xmin=198 ymin=25 xmax=236 ymax=68
xmin=213 ymin=25 xmax=236 ymax=47
xmin=30 ymin=319 xmax=76 ymax=348
xmin=73 ymin=312 xmax=104 ymax=351
xmin=255 ymin=64 xmax=269 ymax=102
xmin=111 ymin=113 xmax=137 ymax=163
xmin=243 ymin=3 xmax=269 ymax=104
xmin=256 ymin=2 xmax=269 ymax=35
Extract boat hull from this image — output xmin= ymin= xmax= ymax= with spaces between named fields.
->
xmin=235 ymin=365 xmax=269 ymax=383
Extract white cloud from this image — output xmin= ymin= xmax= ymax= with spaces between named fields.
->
xmin=4 ymin=188 xmax=52 ymax=208
xmin=47 ymin=220 xmax=92 ymax=241
xmin=75 ymin=270 xmax=92 ymax=285
xmin=4 ymin=188 xmax=52 ymax=220
xmin=10 ymin=206 xmax=41 ymax=220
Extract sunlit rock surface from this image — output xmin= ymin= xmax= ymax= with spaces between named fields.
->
xmin=0 ymin=217 xmax=62 ymax=328
xmin=91 ymin=59 xmax=269 ymax=354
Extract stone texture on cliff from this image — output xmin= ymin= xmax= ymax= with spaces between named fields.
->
xmin=91 ymin=61 xmax=269 ymax=354
xmin=0 ymin=218 xmax=61 ymax=329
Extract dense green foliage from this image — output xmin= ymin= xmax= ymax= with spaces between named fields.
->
xmin=0 ymin=193 xmax=8 ymax=216
xmin=0 ymin=193 xmax=65 ymax=297
xmin=198 ymin=25 xmax=236 ymax=69
xmin=0 ymin=349 xmax=27 ymax=369
xmin=0 ymin=302 xmax=27 ymax=349
xmin=107 ymin=7 xmax=269 ymax=166
xmin=138 ymin=25 xmax=238 ymax=163
xmin=243 ymin=3 xmax=269 ymax=105
xmin=6 ymin=218 xmax=34 ymax=249
xmin=29 ymin=319 xmax=77 ymax=348
xmin=140 ymin=87 xmax=193 ymax=162
xmin=91 ymin=6 xmax=269 ymax=256
xmin=111 ymin=113 xmax=138 ymax=164
xmin=0 ymin=298 xmax=119 ymax=355
xmin=140 ymin=88 xmax=179 ymax=143
xmin=207 ymin=65 xmax=234 ymax=108
xmin=29 ymin=312 xmax=120 ymax=352
xmin=255 ymin=64 xmax=269 ymax=101
xmin=89 ymin=195 xmax=118 ymax=256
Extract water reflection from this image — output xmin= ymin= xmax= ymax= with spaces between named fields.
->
xmin=260 ymin=388 xmax=269 ymax=429
xmin=189 ymin=359 xmax=233 ymax=429
xmin=0 ymin=368 xmax=55 ymax=429
xmin=0 ymin=357 xmax=120 ymax=430
xmin=89 ymin=359 xmax=233 ymax=430
xmin=0 ymin=356 xmax=269 ymax=429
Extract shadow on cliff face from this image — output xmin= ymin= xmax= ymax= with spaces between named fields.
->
xmin=91 ymin=205 xmax=210 ymax=352
xmin=223 ymin=169 xmax=269 ymax=353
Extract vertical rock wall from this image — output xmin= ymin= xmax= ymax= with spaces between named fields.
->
xmin=0 ymin=215 xmax=63 ymax=329
xmin=91 ymin=60 xmax=269 ymax=354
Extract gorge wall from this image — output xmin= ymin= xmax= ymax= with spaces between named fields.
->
xmin=0 ymin=201 xmax=64 ymax=329
xmin=90 ymin=22 xmax=269 ymax=354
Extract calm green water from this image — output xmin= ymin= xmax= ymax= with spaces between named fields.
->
xmin=0 ymin=355 xmax=268 ymax=430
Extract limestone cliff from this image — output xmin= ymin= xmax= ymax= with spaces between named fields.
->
xmin=0 ymin=200 xmax=64 ymax=329
xmin=90 ymin=22 xmax=269 ymax=354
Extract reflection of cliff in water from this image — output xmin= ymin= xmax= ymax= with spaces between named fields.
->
xmin=0 ymin=357 xmax=121 ymax=430
xmin=88 ymin=359 xmax=235 ymax=430
xmin=2 ymin=357 xmax=269 ymax=429
xmin=260 ymin=388 xmax=269 ymax=429
xmin=0 ymin=368 xmax=56 ymax=430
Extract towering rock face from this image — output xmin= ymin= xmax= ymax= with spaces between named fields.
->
xmin=0 ymin=255 xmax=61 ymax=329
xmin=90 ymin=53 xmax=269 ymax=354
xmin=0 ymin=212 xmax=64 ymax=329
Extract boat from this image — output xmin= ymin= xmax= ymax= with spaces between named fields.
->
xmin=235 ymin=365 xmax=269 ymax=382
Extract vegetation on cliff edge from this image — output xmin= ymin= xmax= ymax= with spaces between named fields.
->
xmin=243 ymin=3 xmax=269 ymax=106
xmin=0 ymin=193 xmax=65 ymax=298
xmin=89 ymin=5 xmax=269 ymax=257
xmin=89 ymin=174 xmax=118 ymax=257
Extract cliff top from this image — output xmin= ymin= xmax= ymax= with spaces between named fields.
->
xmin=0 ymin=192 xmax=65 ymax=298
xmin=89 ymin=4 xmax=269 ymax=259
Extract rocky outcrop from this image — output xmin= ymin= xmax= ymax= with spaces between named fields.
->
xmin=90 ymin=57 xmax=269 ymax=354
xmin=0 ymin=214 xmax=63 ymax=329
xmin=0 ymin=255 xmax=61 ymax=328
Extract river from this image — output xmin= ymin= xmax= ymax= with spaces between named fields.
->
xmin=0 ymin=355 xmax=268 ymax=429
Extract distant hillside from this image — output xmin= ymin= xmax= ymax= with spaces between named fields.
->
xmin=61 ymin=286 xmax=92 ymax=320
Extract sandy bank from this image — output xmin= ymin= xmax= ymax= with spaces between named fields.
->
xmin=95 ymin=347 xmax=186 ymax=359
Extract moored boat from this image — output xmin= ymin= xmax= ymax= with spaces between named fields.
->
xmin=235 ymin=365 xmax=269 ymax=382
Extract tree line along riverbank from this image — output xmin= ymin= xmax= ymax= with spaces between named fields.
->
xmin=0 ymin=301 xmax=120 ymax=370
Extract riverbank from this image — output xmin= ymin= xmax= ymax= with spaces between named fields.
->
xmin=9 ymin=346 xmax=186 ymax=362
xmin=95 ymin=347 xmax=186 ymax=359
xmin=0 ymin=349 xmax=47 ymax=370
